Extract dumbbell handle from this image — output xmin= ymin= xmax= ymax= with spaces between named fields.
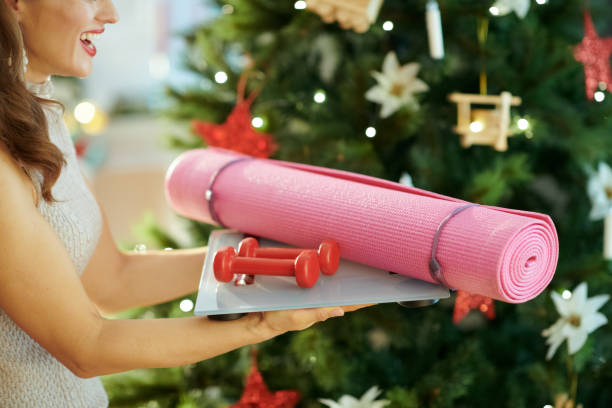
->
xmin=231 ymin=256 xmax=297 ymax=276
xmin=251 ymin=247 xmax=310 ymax=259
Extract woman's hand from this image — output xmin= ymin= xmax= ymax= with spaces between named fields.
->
xmin=246 ymin=304 xmax=374 ymax=341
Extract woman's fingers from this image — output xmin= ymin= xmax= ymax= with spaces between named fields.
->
xmin=340 ymin=303 xmax=376 ymax=313
xmin=286 ymin=306 xmax=345 ymax=329
xmin=249 ymin=303 xmax=377 ymax=341
xmin=290 ymin=304 xmax=375 ymax=326
xmin=265 ymin=304 xmax=375 ymax=334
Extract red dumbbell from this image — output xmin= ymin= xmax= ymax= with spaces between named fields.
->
xmin=213 ymin=246 xmax=320 ymax=288
xmin=237 ymin=237 xmax=340 ymax=275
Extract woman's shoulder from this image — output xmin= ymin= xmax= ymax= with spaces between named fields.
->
xmin=0 ymin=141 xmax=40 ymax=208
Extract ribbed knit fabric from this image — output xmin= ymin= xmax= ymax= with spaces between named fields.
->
xmin=0 ymin=78 xmax=109 ymax=407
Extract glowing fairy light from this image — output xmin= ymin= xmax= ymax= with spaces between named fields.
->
xmin=215 ymin=71 xmax=228 ymax=84
xmin=314 ymin=90 xmax=326 ymax=103
xmin=74 ymin=101 xmax=96 ymax=124
xmin=469 ymin=121 xmax=484 ymax=133
xmin=252 ymin=117 xmax=264 ymax=128
xmin=382 ymin=21 xmax=394 ymax=31
xmin=179 ymin=299 xmax=194 ymax=312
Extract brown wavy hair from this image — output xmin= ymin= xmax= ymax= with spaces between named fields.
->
xmin=0 ymin=0 xmax=66 ymax=205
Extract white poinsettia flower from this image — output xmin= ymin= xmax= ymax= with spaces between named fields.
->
xmin=365 ymin=51 xmax=429 ymax=119
xmin=491 ymin=0 xmax=530 ymax=19
xmin=399 ymin=172 xmax=414 ymax=187
xmin=541 ymin=282 xmax=609 ymax=360
xmin=587 ymin=162 xmax=612 ymax=220
xmin=319 ymin=386 xmax=390 ymax=408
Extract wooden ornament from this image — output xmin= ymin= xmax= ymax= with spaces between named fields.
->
xmin=306 ymin=0 xmax=384 ymax=33
xmin=448 ymin=92 xmax=522 ymax=151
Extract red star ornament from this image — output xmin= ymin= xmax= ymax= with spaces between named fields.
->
xmin=452 ymin=289 xmax=495 ymax=324
xmin=192 ymin=75 xmax=278 ymax=158
xmin=573 ymin=11 xmax=612 ymax=100
xmin=230 ymin=348 xmax=300 ymax=408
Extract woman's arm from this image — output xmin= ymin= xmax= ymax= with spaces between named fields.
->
xmin=0 ymin=151 xmax=352 ymax=379
xmin=88 ymin=306 xmax=348 ymax=378
xmin=110 ymin=246 xmax=207 ymax=313
xmin=79 ymin=175 xmax=206 ymax=315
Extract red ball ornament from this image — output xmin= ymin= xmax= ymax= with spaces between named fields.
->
xmin=573 ymin=11 xmax=612 ymax=100
xmin=452 ymin=290 xmax=495 ymax=324
xmin=192 ymin=73 xmax=278 ymax=158
xmin=230 ymin=348 xmax=300 ymax=408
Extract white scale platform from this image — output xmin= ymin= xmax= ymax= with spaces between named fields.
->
xmin=195 ymin=229 xmax=450 ymax=317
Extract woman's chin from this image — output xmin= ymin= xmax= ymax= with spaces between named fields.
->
xmin=71 ymin=65 xmax=93 ymax=79
xmin=52 ymin=63 xmax=92 ymax=79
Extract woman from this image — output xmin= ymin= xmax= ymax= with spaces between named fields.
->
xmin=0 ymin=0 xmax=366 ymax=406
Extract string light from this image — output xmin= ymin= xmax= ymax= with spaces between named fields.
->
xmin=294 ymin=1 xmax=306 ymax=9
xmin=562 ymin=290 xmax=572 ymax=300
xmin=365 ymin=126 xmax=377 ymax=138
xmin=251 ymin=117 xmax=264 ymax=128
xmin=594 ymin=91 xmax=605 ymax=102
xmin=489 ymin=6 xmax=500 ymax=16
xmin=517 ymin=118 xmax=529 ymax=130
xmin=469 ymin=121 xmax=484 ymax=133
xmin=179 ymin=299 xmax=194 ymax=312
xmin=74 ymin=101 xmax=96 ymax=124
xmin=382 ymin=21 xmax=394 ymax=31
xmin=133 ymin=243 xmax=147 ymax=253
xmin=535 ymin=0 xmax=548 ymax=4
xmin=215 ymin=71 xmax=228 ymax=84
xmin=314 ymin=90 xmax=326 ymax=103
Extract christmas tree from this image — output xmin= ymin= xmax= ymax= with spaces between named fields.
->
xmin=102 ymin=0 xmax=612 ymax=406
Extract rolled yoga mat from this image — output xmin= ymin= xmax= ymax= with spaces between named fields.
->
xmin=165 ymin=147 xmax=558 ymax=303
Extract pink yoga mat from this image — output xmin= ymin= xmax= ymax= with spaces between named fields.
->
xmin=165 ymin=147 xmax=558 ymax=303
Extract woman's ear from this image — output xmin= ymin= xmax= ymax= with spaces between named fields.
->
xmin=4 ymin=0 xmax=22 ymax=21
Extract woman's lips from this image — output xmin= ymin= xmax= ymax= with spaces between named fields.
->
xmin=80 ymin=39 xmax=97 ymax=57
xmin=80 ymin=29 xmax=103 ymax=57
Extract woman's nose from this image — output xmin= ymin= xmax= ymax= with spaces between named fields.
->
xmin=98 ymin=0 xmax=120 ymax=24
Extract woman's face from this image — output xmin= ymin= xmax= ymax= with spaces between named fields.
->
xmin=12 ymin=0 xmax=119 ymax=82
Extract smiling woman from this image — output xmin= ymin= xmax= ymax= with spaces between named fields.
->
xmin=16 ymin=0 xmax=118 ymax=82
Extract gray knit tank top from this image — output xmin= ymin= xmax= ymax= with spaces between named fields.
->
xmin=0 ymin=79 xmax=109 ymax=407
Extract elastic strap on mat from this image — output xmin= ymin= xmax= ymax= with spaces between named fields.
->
xmin=429 ymin=203 xmax=481 ymax=289
xmin=205 ymin=157 xmax=255 ymax=226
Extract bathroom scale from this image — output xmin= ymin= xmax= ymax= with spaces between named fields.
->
xmin=194 ymin=229 xmax=450 ymax=318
